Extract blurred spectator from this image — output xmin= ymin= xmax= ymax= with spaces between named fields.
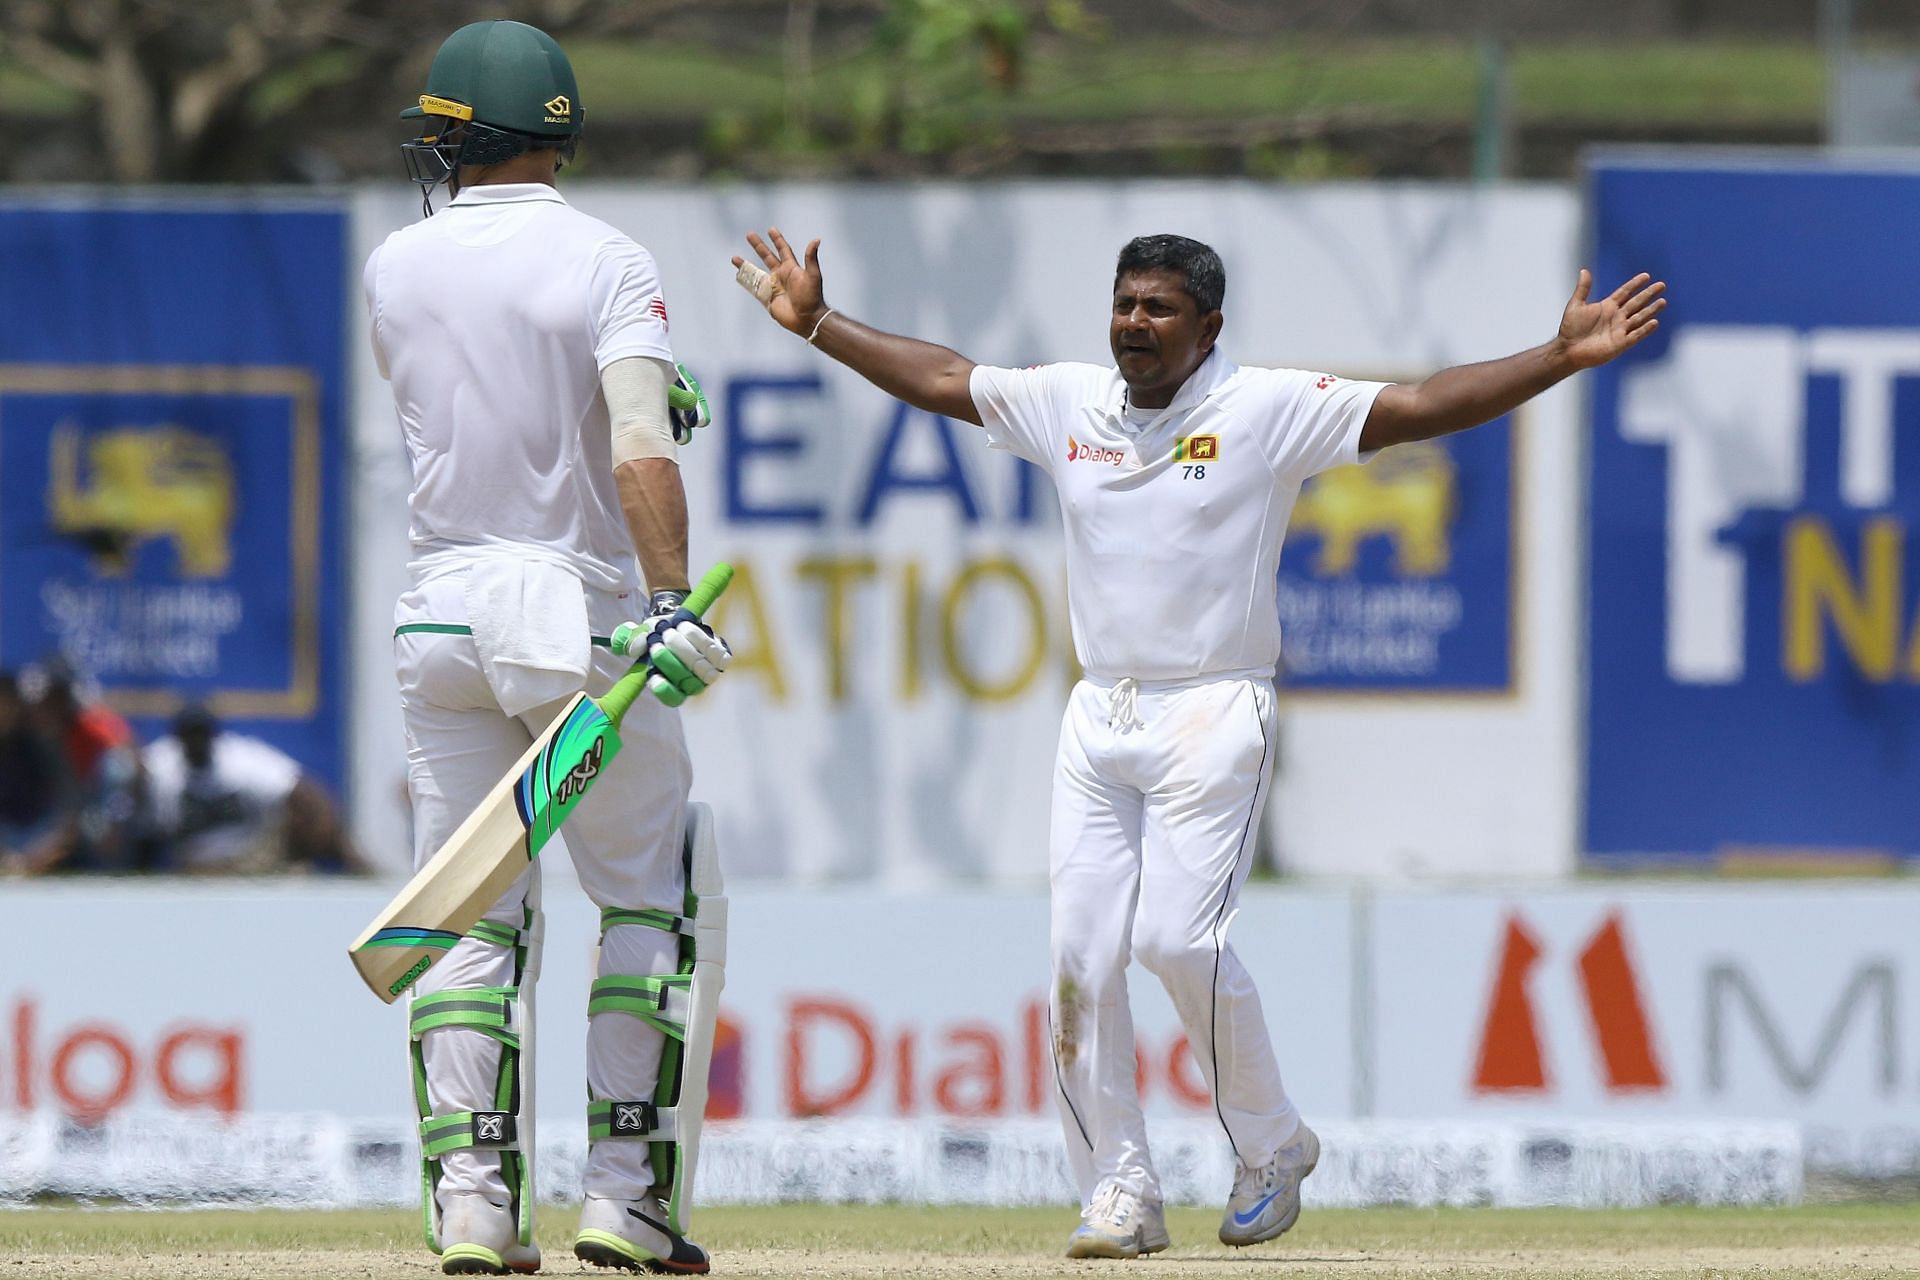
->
xmin=0 ymin=671 xmax=60 ymax=861
xmin=142 ymin=703 xmax=365 ymax=874
xmin=4 ymin=657 xmax=141 ymax=874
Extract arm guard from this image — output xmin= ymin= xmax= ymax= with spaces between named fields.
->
xmin=605 ymin=356 xmax=678 ymax=466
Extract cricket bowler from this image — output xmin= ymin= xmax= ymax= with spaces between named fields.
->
xmin=734 ymin=227 xmax=1663 ymax=1256
xmin=365 ymin=20 xmax=729 ymax=1275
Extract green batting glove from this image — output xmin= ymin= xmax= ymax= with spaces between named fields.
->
xmin=612 ymin=593 xmax=732 ymax=707
xmin=667 ymin=362 xmax=711 ymax=446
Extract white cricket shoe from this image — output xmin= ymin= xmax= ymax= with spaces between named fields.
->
xmin=1218 ymin=1122 xmax=1320 ymax=1247
xmin=574 ymin=1193 xmax=712 ymax=1274
xmin=436 ymin=1191 xmax=540 ymax=1275
xmin=1063 ymin=1182 xmax=1171 ymax=1259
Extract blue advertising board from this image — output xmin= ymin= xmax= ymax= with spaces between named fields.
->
xmin=1586 ymin=159 xmax=1920 ymax=861
xmin=1279 ymin=414 xmax=1515 ymax=692
xmin=0 ymin=201 xmax=347 ymax=793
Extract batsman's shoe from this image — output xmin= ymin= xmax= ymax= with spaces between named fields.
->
xmin=1063 ymin=1182 xmax=1171 ymax=1259
xmin=436 ymin=1192 xmax=540 ymax=1275
xmin=574 ymin=1194 xmax=712 ymax=1275
xmin=1218 ymin=1122 xmax=1321 ymax=1247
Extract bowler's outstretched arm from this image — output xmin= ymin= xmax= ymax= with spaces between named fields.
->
xmin=1359 ymin=269 xmax=1666 ymax=453
xmin=733 ymin=228 xmax=982 ymax=425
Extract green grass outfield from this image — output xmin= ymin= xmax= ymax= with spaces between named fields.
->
xmin=0 ymin=39 xmax=1829 ymax=128
xmin=567 ymin=38 xmax=1826 ymax=128
xmin=4 ymin=1203 xmax=1920 ymax=1278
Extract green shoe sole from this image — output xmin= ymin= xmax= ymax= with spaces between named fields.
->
xmin=440 ymin=1241 xmax=507 ymax=1275
xmin=575 ymin=1227 xmax=655 ymax=1272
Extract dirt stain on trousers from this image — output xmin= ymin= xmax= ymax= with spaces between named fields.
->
xmin=1053 ymin=973 xmax=1083 ymax=1070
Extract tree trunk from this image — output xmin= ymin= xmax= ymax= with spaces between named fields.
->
xmin=97 ymin=33 xmax=162 ymax=182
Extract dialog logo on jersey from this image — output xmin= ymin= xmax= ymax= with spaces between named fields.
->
xmin=1471 ymin=910 xmax=1667 ymax=1094
xmin=1065 ymin=435 xmax=1126 ymax=466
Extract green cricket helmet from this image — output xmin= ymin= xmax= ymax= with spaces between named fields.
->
xmin=400 ymin=20 xmax=584 ymax=214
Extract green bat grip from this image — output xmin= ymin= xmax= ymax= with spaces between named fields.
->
xmin=682 ymin=562 xmax=734 ymax=617
xmin=600 ymin=562 xmax=733 ymax=726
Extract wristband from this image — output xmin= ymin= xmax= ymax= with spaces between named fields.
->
xmin=807 ymin=309 xmax=836 ymax=345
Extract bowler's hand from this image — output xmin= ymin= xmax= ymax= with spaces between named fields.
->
xmin=733 ymin=227 xmax=827 ymax=338
xmin=1554 ymin=270 xmax=1667 ymax=369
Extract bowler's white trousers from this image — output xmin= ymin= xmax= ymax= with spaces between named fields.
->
xmin=1049 ymin=672 xmax=1301 ymax=1204
xmin=395 ymin=562 xmax=691 ymax=1208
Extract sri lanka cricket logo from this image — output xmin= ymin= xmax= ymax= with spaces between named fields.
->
xmin=47 ymin=423 xmax=235 ymax=577
xmin=1290 ymin=441 xmax=1456 ymax=577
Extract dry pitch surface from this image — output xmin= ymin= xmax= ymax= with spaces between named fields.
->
xmin=3 ymin=1204 xmax=1919 ymax=1279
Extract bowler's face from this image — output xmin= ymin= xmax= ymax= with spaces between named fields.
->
xmin=1108 ymin=268 xmax=1220 ymax=408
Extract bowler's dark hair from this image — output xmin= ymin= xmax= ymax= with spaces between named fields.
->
xmin=1115 ymin=234 xmax=1226 ymax=316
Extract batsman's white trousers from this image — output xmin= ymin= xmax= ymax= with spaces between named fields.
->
xmin=1049 ymin=672 xmax=1300 ymax=1204
xmin=395 ymin=563 xmax=691 ymax=1208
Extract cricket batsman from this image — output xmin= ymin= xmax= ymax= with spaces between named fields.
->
xmin=734 ymin=228 xmax=1663 ymax=1256
xmin=366 ymin=21 xmax=729 ymax=1275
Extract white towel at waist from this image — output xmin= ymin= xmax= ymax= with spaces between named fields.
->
xmin=463 ymin=556 xmax=592 ymax=718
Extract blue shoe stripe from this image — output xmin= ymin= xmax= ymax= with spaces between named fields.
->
xmin=1231 ymin=1189 xmax=1283 ymax=1228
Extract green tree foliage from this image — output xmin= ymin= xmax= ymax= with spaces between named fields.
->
xmin=863 ymin=0 xmax=1094 ymax=153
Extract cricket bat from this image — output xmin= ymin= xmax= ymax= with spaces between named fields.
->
xmin=348 ymin=563 xmax=733 ymax=1003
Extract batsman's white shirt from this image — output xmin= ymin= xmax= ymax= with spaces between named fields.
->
xmin=364 ymin=182 xmax=672 ymax=591
xmin=970 ymin=349 xmax=1387 ymax=1204
xmin=366 ymin=184 xmax=690 ymax=1208
xmin=969 ymin=350 xmax=1387 ymax=680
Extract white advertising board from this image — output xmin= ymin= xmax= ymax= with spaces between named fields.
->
xmin=3 ymin=880 xmax=1868 ymax=1202
xmin=0 ymin=881 xmax=1351 ymax=1131
xmin=1369 ymin=885 xmax=1920 ymax=1177
xmin=347 ymin=181 xmax=1582 ymax=884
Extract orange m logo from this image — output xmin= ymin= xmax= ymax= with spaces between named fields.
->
xmin=1472 ymin=911 xmax=1667 ymax=1093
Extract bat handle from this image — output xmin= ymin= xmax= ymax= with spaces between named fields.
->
xmin=681 ymin=562 xmax=734 ymax=617
xmin=601 ymin=562 xmax=733 ymax=726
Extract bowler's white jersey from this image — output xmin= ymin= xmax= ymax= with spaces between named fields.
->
xmin=365 ymin=183 xmax=673 ymax=591
xmin=970 ymin=350 xmax=1388 ymax=681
